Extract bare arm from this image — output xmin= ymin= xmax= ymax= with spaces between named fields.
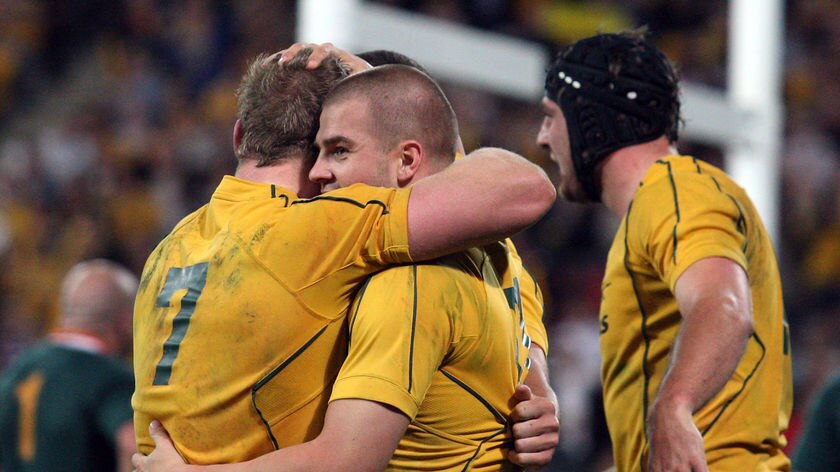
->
xmin=523 ymin=345 xmax=558 ymax=407
xmin=645 ymin=257 xmax=754 ymax=472
xmin=407 ymin=147 xmax=555 ymax=260
xmin=133 ymin=400 xmax=409 ymax=472
xmin=509 ymin=345 xmax=560 ymax=467
xmin=116 ymin=421 xmax=136 ymax=472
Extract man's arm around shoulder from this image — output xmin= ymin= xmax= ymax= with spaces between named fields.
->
xmin=133 ymin=400 xmax=409 ymax=472
xmin=408 ymin=147 xmax=555 ymax=260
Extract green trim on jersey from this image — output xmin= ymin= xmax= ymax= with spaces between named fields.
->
xmin=439 ymin=369 xmax=507 ymax=426
xmin=702 ymin=333 xmax=766 ymax=436
xmin=348 ymin=277 xmax=372 ymax=336
xmin=408 ymin=265 xmax=418 ymax=394
xmin=662 ymin=160 xmax=681 ymax=265
xmin=622 ymin=199 xmax=654 ymax=472
xmin=291 ymin=195 xmax=389 ymax=214
xmin=461 ymin=428 xmax=508 ymax=472
xmin=252 ymin=324 xmax=330 ymax=449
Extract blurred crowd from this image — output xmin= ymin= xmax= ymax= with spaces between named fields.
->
xmin=0 ymin=1 xmax=837 ymax=470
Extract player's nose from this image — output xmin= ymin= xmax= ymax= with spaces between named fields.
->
xmin=308 ymin=156 xmax=333 ymax=184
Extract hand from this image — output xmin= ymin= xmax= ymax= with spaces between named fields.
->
xmin=645 ymin=401 xmax=708 ymax=472
xmin=507 ymin=384 xmax=559 ymax=467
xmin=131 ymin=421 xmax=188 ymax=472
xmin=277 ymin=42 xmax=372 ymax=74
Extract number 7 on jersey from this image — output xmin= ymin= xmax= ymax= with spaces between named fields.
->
xmin=153 ymin=263 xmax=208 ymax=386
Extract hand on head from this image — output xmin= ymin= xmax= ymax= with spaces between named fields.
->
xmin=278 ymin=42 xmax=372 ymax=74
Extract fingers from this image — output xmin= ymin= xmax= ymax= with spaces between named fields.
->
xmin=511 ymin=416 xmax=560 ymax=449
xmin=511 ymin=428 xmax=559 ymax=455
xmin=514 ymin=383 xmax=533 ymax=402
xmin=278 ymin=43 xmax=307 ymax=66
xmin=509 ymin=393 xmax=560 ymax=469
xmin=131 ymin=452 xmax=147 ymax=471
xmin=276 ymin=42 xmax=372 ymax=74
xmin=305 ymin=42 xmax=337 ymax=69
xmin=148 ymin=419 xmax=179 ymax=456
xmin=277 ymin=42 xmax=336 ymax=70
xmin=148 ymin=420 xmax=170 ymax=445
xmin=507 ymin=446 xmax=556 ymax=468
xmin=510 ymin=394 xmax=554 ymax=422
xmin=509 ymin=388 xmax=560 ymax=468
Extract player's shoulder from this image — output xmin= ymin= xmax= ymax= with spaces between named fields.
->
xmin=366 ymin=249 xmax=483 ymax=287
xmin=168 ymin=204 xmax=207 ymax=234
xmin=637 ymin=155 xmax=737 ymax=201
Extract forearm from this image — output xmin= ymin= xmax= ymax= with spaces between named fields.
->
xmin=524 ymin=345 xmax=557 ymax=407
xmin=509 ymin=344 xmax=560 ymax=467
xmin=407 ymin=147 xmax=555 ymax=260
xmin=653 ymin=303 xmax=752 ymax=414
xmin=455 ymin=147 xmax=556 ymax=234
xmin=137 ymin=400 xmax=406 ymax=472
xmin=657 ymin=257 xmax=755 ymax=414
xmin=179 ymin=441 xmax=335 ymax=472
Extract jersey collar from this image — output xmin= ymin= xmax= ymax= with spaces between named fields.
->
xmin=214 ymin=175 xmax=298 ymax=203
xmin=48 ymin=329 xmax=109 ymax=355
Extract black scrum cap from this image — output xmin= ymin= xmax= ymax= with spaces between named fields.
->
xmin=545 ymin=33 xmax=680 ymax=201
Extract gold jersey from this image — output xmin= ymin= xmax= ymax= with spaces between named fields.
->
xmin=331 ymin=246 xmax=533 ymax=471
xmin=132 ymin=176 xmax=413 ymax=463
xmin=599 ymin=156 xmax=792 ymax=471
xmin=502 ymin=239 xmax=548 ymax=355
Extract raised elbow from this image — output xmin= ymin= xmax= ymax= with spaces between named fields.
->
xmin=720 ymin=293 xmax=755 ymax=338
xmin=516 ymin=166 xmax=556 ymax=227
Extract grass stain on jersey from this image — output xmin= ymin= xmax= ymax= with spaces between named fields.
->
xmin=224 ymin=267 xmax=242 ymax=291
xmin=250 ymin=224 xmax=269 ymax=244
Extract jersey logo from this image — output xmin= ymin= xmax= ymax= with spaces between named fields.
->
xmin=504 ymin=278 xmax=532 ymax=378
xmin=600 ymin=282 xmax=610 ymax=334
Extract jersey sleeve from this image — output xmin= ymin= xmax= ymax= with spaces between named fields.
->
xmin=255 ymin=184 xmax=414 ymax=318
xmin=505 ymin=239 xmax=548 ymax=354
xmin=326 ymin=183 xmax=414 ymax=264
xmin=632 ymin=172 xmax=749 ymax=292
xmin=329 ymin=265 xmax=452 ymax=419
xmin=280 ymin=183 xmax=413 ymax=265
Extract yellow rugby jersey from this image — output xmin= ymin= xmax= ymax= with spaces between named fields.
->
xmin=599 ymin=155 xmax=792 ymax=471
xmin=503 ymin=239 xmax=548 ymax=354
xmin=451 ymin=151 xmax=547 ymax=353
xmin=132 ymin=176 xmax=413 ymax=463
xmin=330 ymin=247 xmax=532 ymax=471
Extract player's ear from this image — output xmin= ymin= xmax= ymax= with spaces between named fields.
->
xmin=455 ymin=135 xmax=466 ymax=156
xmin=233 ymin=119 xmax=244 ymax=154
xmin=397 ymin=140 xmax=422 ymax=185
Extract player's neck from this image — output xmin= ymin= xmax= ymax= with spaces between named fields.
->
xmin=600 ymin=137 xmax=677 ymax=218
xmin=235 ymin=157 xmax=316 ymax=196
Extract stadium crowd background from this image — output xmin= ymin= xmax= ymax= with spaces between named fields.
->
xmin=0 ymin=0 xmax=837 ymax=469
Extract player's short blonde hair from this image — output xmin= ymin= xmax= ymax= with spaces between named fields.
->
xmin=236 ymin=49 xmax=348 ymax=166
xmin=323 ymin=64 xmax=460 ymax=166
